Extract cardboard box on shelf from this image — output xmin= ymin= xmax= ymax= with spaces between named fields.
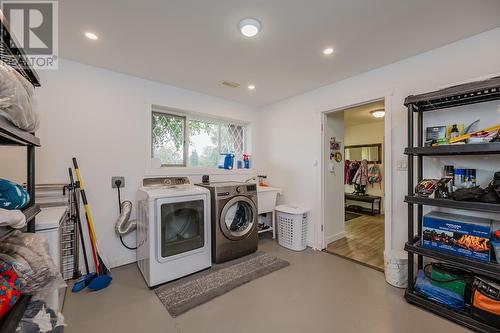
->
xmin=422 ymin=211 xmax=492 ymax=262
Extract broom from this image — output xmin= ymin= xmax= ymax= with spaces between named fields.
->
xmin=69 ymin=168 xmax=97 ymax=292
xmin=72 ymin=157 xmax=112 ymax=291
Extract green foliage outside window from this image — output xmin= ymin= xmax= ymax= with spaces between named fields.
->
xmin=152 ymin=111 xmax=246 ymax=167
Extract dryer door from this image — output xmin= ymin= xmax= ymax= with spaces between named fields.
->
xmin=220 ymin=196 xmax=256 ymax=241
xmin=156 ymin=194 xmax=207 ymax=262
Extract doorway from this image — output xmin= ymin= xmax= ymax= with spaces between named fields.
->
xmin=322 ymin=100 xmax=387 ymax=271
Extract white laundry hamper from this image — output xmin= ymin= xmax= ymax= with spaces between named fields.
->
xmin=275 ymin=205 xmax=309 ymax=251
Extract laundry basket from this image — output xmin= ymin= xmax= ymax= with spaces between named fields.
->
xmin=276 ymin=205 xmax=309 ymax=251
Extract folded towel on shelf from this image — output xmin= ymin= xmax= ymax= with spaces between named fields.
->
xmin=0 ymin=208 xmax=26 ymax=229
xmin=0 ymin=178 xmax=30 ymax=210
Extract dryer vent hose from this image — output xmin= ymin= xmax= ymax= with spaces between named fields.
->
xmin=115 ymin=200 xmax=137 ymax=236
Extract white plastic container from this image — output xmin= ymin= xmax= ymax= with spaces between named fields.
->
xmin=276 ymin=205 xmax=309 ymax=251
xmin=384 ymin=250 xmax=408 ymax=288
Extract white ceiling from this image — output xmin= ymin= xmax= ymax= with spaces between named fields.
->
xmin=343 ymin=100 xmax=385 ymax=127
xmin=59 ymin=0 xmax=500 ymax=106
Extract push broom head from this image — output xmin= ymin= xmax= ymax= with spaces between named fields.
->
xmin=87 ymin=275 xmax=113 ymax=291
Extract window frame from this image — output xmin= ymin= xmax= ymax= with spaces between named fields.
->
xmin=151 ymin=108 xmax=248 ymax=169
xmin=151 ymin=111 xmax=188 ymax=167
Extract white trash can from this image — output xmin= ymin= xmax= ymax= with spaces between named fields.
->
xmin=384 ymin=250 xmax=408 ymax=288
xmin=275 ymin=205 xmax=309 ymax=251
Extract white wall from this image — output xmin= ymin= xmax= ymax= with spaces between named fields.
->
xmin=422 ymin=100 xmax=500 ymax=222
xmin=0 ymin=59 xmax=260 ymax=268
xmin=259 ymin=27 xmax=500 ymax=250
xmin=323 ymin=111 xmax=345 ymax=245
xmin=2 ymin=28 xmax=500 ymax=265
xmin=344 ymin=121 xmax=385 ymax=209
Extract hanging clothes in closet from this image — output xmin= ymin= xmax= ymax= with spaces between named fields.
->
xmin=352 ymin=159 xmax=368 ymax=186
xmin=345 ymin=159 xmax=383 ymax=191
xmin=345 ymin=160 xmax=360 ymax=185
xmin=344 ymin=160 xmax=351 ymax=184
xmin=368 ymin=164 xmax=382 ymax=187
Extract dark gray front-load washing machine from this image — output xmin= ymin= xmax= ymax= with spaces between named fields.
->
xmin=196 ymin=182 xmax=258 ymax=263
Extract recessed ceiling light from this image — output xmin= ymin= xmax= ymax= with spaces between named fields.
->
xmin=248 ymin=84 xmax=256 ymax=90
xmin=323 ymin=47 xmax=334 ymax=55
xmin=85 ymin=32 xmax=98 ymax=40
xmin=239 ymin=18 xmax=261 ymax=37
xmin=371 ymin=109 xmax=385 ymax=118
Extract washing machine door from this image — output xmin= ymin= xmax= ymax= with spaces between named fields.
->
xmin=220 ymin=196 xmax=256 ymax=241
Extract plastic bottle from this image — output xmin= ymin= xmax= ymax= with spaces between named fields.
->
xmin=243 ymin=154 xmax=250 ymax=169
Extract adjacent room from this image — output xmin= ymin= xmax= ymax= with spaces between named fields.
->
xmin=325 ymin=100 xmax=386 ymax=271
xmin=1 ymin=1 xmax=500 ymax=333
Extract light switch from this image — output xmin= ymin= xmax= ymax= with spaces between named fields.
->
xmin=328 ymin=162 xmax=335 ymax=173
xmin=397 ymin=160 xmax=408 ymax=171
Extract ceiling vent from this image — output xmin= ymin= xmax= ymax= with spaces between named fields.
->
xmin=221 ymin=81 xmax=240 ymax=88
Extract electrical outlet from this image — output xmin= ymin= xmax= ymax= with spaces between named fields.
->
xmin=111 ymin=176 xmax=125 ymax=188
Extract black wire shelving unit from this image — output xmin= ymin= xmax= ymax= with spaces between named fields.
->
xmin=404 ymin=75 xmax=500 ymax=333
xmin=0 ymin=14 xmax=41 ymax=333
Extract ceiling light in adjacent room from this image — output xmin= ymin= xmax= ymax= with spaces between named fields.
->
xmin=85 ymin=32 xmax=98 ymax=40
xmin=323 ymin=47 xmax=334 ymax=55
xmin=222 ymin=81 xmax=240 ymax=88
xmin=239 ymin=18 xmax=261 ymax=37
xmin=371 ymin=109 xmax=385 ymax=118
xmin=248 ymin=84 xmax=256 ymax=90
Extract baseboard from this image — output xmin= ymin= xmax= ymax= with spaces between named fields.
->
xmin=325 ymin=231 xmax=346 ymax=245
xmin=307 ymin=240 xmax=320 ymax=250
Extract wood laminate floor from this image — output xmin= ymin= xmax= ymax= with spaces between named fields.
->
xmin=326 ymin=214 xmax=385 ymax=271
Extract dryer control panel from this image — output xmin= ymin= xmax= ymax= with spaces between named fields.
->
xmin=143 ymin=177 xmax=190 ymax=188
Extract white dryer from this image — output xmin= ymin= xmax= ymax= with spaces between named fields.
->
xmin=136 ymin=177 xmax=211 ymax=287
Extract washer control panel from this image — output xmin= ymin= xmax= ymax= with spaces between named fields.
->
xmin=216 ymin=184 xmax=257 ymax=198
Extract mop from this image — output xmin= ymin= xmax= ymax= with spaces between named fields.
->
xmin=72 ymin=157 xmax=112 ymax=291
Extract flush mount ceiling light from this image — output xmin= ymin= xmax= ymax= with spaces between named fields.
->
xmin=84 ymin=32 xmax=98 ymax=40
xmin=222 ymin=81 xmax=240 ymax=88
xmin=323 ymin=47 xmax=334 ymax=55
xmin=371 ymin=109 xmax=385 ymax=118
xmin=239 ymin=18 xmax=261 ymax=37
xmin=248 ymin=84 xmax=256 ymax=90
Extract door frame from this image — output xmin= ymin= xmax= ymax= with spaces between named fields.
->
xmin=318 ymin=92 xmax=393 ymax=254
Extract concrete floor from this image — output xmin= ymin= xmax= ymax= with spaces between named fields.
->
xmin=63 ymin=237 xmax=470 ymax=333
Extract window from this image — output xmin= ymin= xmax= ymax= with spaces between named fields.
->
xmin=152 ymin=110 xmax=247 ymax=168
